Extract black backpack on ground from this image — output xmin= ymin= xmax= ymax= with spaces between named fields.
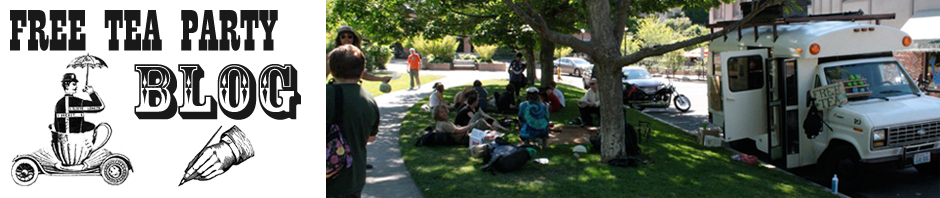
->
xmin=480 ymin=140 xmax=532 ymax=174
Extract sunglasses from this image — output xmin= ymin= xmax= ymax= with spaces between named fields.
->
xmin=340 ymin=34 xmax=355 ymax=39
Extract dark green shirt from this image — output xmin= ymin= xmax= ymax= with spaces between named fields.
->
xmin=326 ymin=83 xmax=380 ymax=196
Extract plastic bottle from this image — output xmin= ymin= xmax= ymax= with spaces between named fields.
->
xmin=831 ymin=174 xmax=839 ymax=194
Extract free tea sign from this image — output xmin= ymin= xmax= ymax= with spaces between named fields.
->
xmin=810 ymin=83 xmax=847 ymax=110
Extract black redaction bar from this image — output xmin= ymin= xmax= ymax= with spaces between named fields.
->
xmin=10 ymin=10 xmax=278 ymax=51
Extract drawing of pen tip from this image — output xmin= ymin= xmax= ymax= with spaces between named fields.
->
xmin=178 ymin=179 xmax=186 ymax=186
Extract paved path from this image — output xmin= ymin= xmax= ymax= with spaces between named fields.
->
xmin=361 ymin=61 xmax=505 ymax=198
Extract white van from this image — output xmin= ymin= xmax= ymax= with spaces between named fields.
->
xmin=707 ymin=20 xmax=940 ymax=187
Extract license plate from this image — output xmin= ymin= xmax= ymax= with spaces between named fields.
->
xmin=914 ymin=152 xmax=931 ymax=165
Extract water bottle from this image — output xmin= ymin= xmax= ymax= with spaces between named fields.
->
xmin=831 ymin=174 xmax=839 ymax=194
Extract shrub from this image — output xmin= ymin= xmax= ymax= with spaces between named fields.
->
xmin=554 ymin=47 xmax=573 ymax=59
xmin=414 ymin=35 xmax=459 ymax=63
xmin=363 ymin=44 xmax=393 ymax=72
xmin=474 ymin=44 xmax=498 ymax=63
xmin=326 ymin=31 xmax=335 ymax=53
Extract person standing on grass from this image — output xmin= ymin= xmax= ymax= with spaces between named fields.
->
xmin=509 ymin=53 xmax=527 ymax=99
xmin=408 ymin=48 xmax=422 ymax=90
xmin=578 ymin=78 xmax=601 ymax=127
xmin=326 ymin=45 xmax=381 ymax=198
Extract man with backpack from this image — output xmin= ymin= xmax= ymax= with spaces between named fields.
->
xmin=327 ymin=45 xmax=381 ymax=198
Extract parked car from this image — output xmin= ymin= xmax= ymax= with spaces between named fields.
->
xmin=581 ymin=66 xmax=595 ymax=89
xmin=553 ymin=57 xmax=593 ymax=77
xmin=580 ymin=66 xmax=660 ymax=88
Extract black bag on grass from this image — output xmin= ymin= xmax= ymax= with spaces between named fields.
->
xmin=481 ymin=142 xmax=533 ymax=174
xmin=415 ymin=126 xmax=458 ymax=147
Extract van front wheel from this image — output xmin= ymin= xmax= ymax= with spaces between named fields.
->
xmin=825 ymin=145 xmax=867 ymax=190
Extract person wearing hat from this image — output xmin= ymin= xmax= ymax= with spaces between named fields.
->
xmin=518 ymin=87 xmax=549 ymax=145
xmin=54 ymin=73 xmax=107 ymax=133
xmin=327 ymin=25 xmax=392 ymax=83
xmin=578 ymin=78 xmax=601 ymax=127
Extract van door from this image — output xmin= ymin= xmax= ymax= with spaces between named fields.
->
xmin=721 ymin=50 xmax=768 ymax=142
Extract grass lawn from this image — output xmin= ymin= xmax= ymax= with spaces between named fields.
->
xmin=332 ymin=73 xmax=443 ymax=97
xmin=398 ymin=80 xmax=836 ymax=198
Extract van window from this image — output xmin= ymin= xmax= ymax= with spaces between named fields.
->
xmin=784 ymin=60 xmax=798 ymax=106
xmin=728 ymin=55 xmax=764 ymax=92
xmin=713 ymin=53 xmax=722 ymax=76
xmin=824 ymin=61 xmax=917 ymax=101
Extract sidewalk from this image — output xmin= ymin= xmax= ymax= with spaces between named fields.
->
xmin=361 ymin=63 xmax=505 ymax=198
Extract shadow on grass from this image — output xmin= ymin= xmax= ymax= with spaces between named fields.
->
xmin=399 ymin=80 xmax=836 ymax=198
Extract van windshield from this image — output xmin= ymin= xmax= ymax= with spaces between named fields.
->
xmin=824 ymin=61 xmax=917 ymax=101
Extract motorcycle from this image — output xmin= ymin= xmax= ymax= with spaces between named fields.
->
xmin=623 ymin=80 xmax=691 ymax=112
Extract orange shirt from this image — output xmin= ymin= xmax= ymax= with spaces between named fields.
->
xmin=408 ymin=54 xmax=421 ymax=70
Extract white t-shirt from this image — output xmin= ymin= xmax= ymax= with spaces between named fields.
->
xmin=429 ymin=90 xmax=443 ymax=107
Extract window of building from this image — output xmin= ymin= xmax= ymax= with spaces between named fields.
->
xmin=714 ymin=4 xmax=725 ymax=20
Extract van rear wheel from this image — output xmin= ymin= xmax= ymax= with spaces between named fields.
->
xmin=825 ymin=145 xmax=867 ymax=190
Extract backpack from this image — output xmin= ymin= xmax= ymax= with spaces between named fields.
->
xmin=802 ymin=99 xmax=832 ymax=139
xmin=481 ymin=141 xmax=533 ymax=174
xmin=520 ymin=101 xmax=548 ymax=139
xmin=326 ymin=84 xmax=353 ymax=179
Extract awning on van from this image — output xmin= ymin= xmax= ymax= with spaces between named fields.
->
xmin=901 ymin=9 xmax=940 ymax=41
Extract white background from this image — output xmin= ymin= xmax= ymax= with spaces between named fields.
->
xmin=1 ymin=0 xmax=327 ymax=197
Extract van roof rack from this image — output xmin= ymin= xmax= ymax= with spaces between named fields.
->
xmin=706 ymin=12 xmax=896 ymax=42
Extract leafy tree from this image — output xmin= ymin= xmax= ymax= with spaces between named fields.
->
xmin=331 ymin=0 xmax=794 ymax=160
xmin=500 ymin=0 xmax=791 ymax=160
xmin=554 ymin=47 xmax=573 ymax=59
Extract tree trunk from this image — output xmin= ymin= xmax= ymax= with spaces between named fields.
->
xmin=596 ymin=62 xmax=627 ymax=161
xmin=524 ymin=48 xmax=538 ymax=86
xmin=539 ymin=37 xmax=556 ymax=86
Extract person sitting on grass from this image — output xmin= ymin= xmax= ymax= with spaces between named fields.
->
xmin=452 ymin=86 xmax=475 ymax=111
xmin=428 ymin=82 xmax=451 ymax=109
xmin=472 ymin=80 xmax=491 ymax=111
xmin=578 ymin=78 xmax=601 ymax=127
xmin=455 ymin=93 xmax=508 ymax=131
xmin=548 ymin=81 xmax=565 ymax=108
xmin=433 ymin=105 xmax=489 ymax=144
xmin=518 ymin=87 xmax=550 ymax=145
xmin=495 ymin=84 xmax=518 ymax=114
xmin=541 ymin=86 xmax=563 ymax=113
